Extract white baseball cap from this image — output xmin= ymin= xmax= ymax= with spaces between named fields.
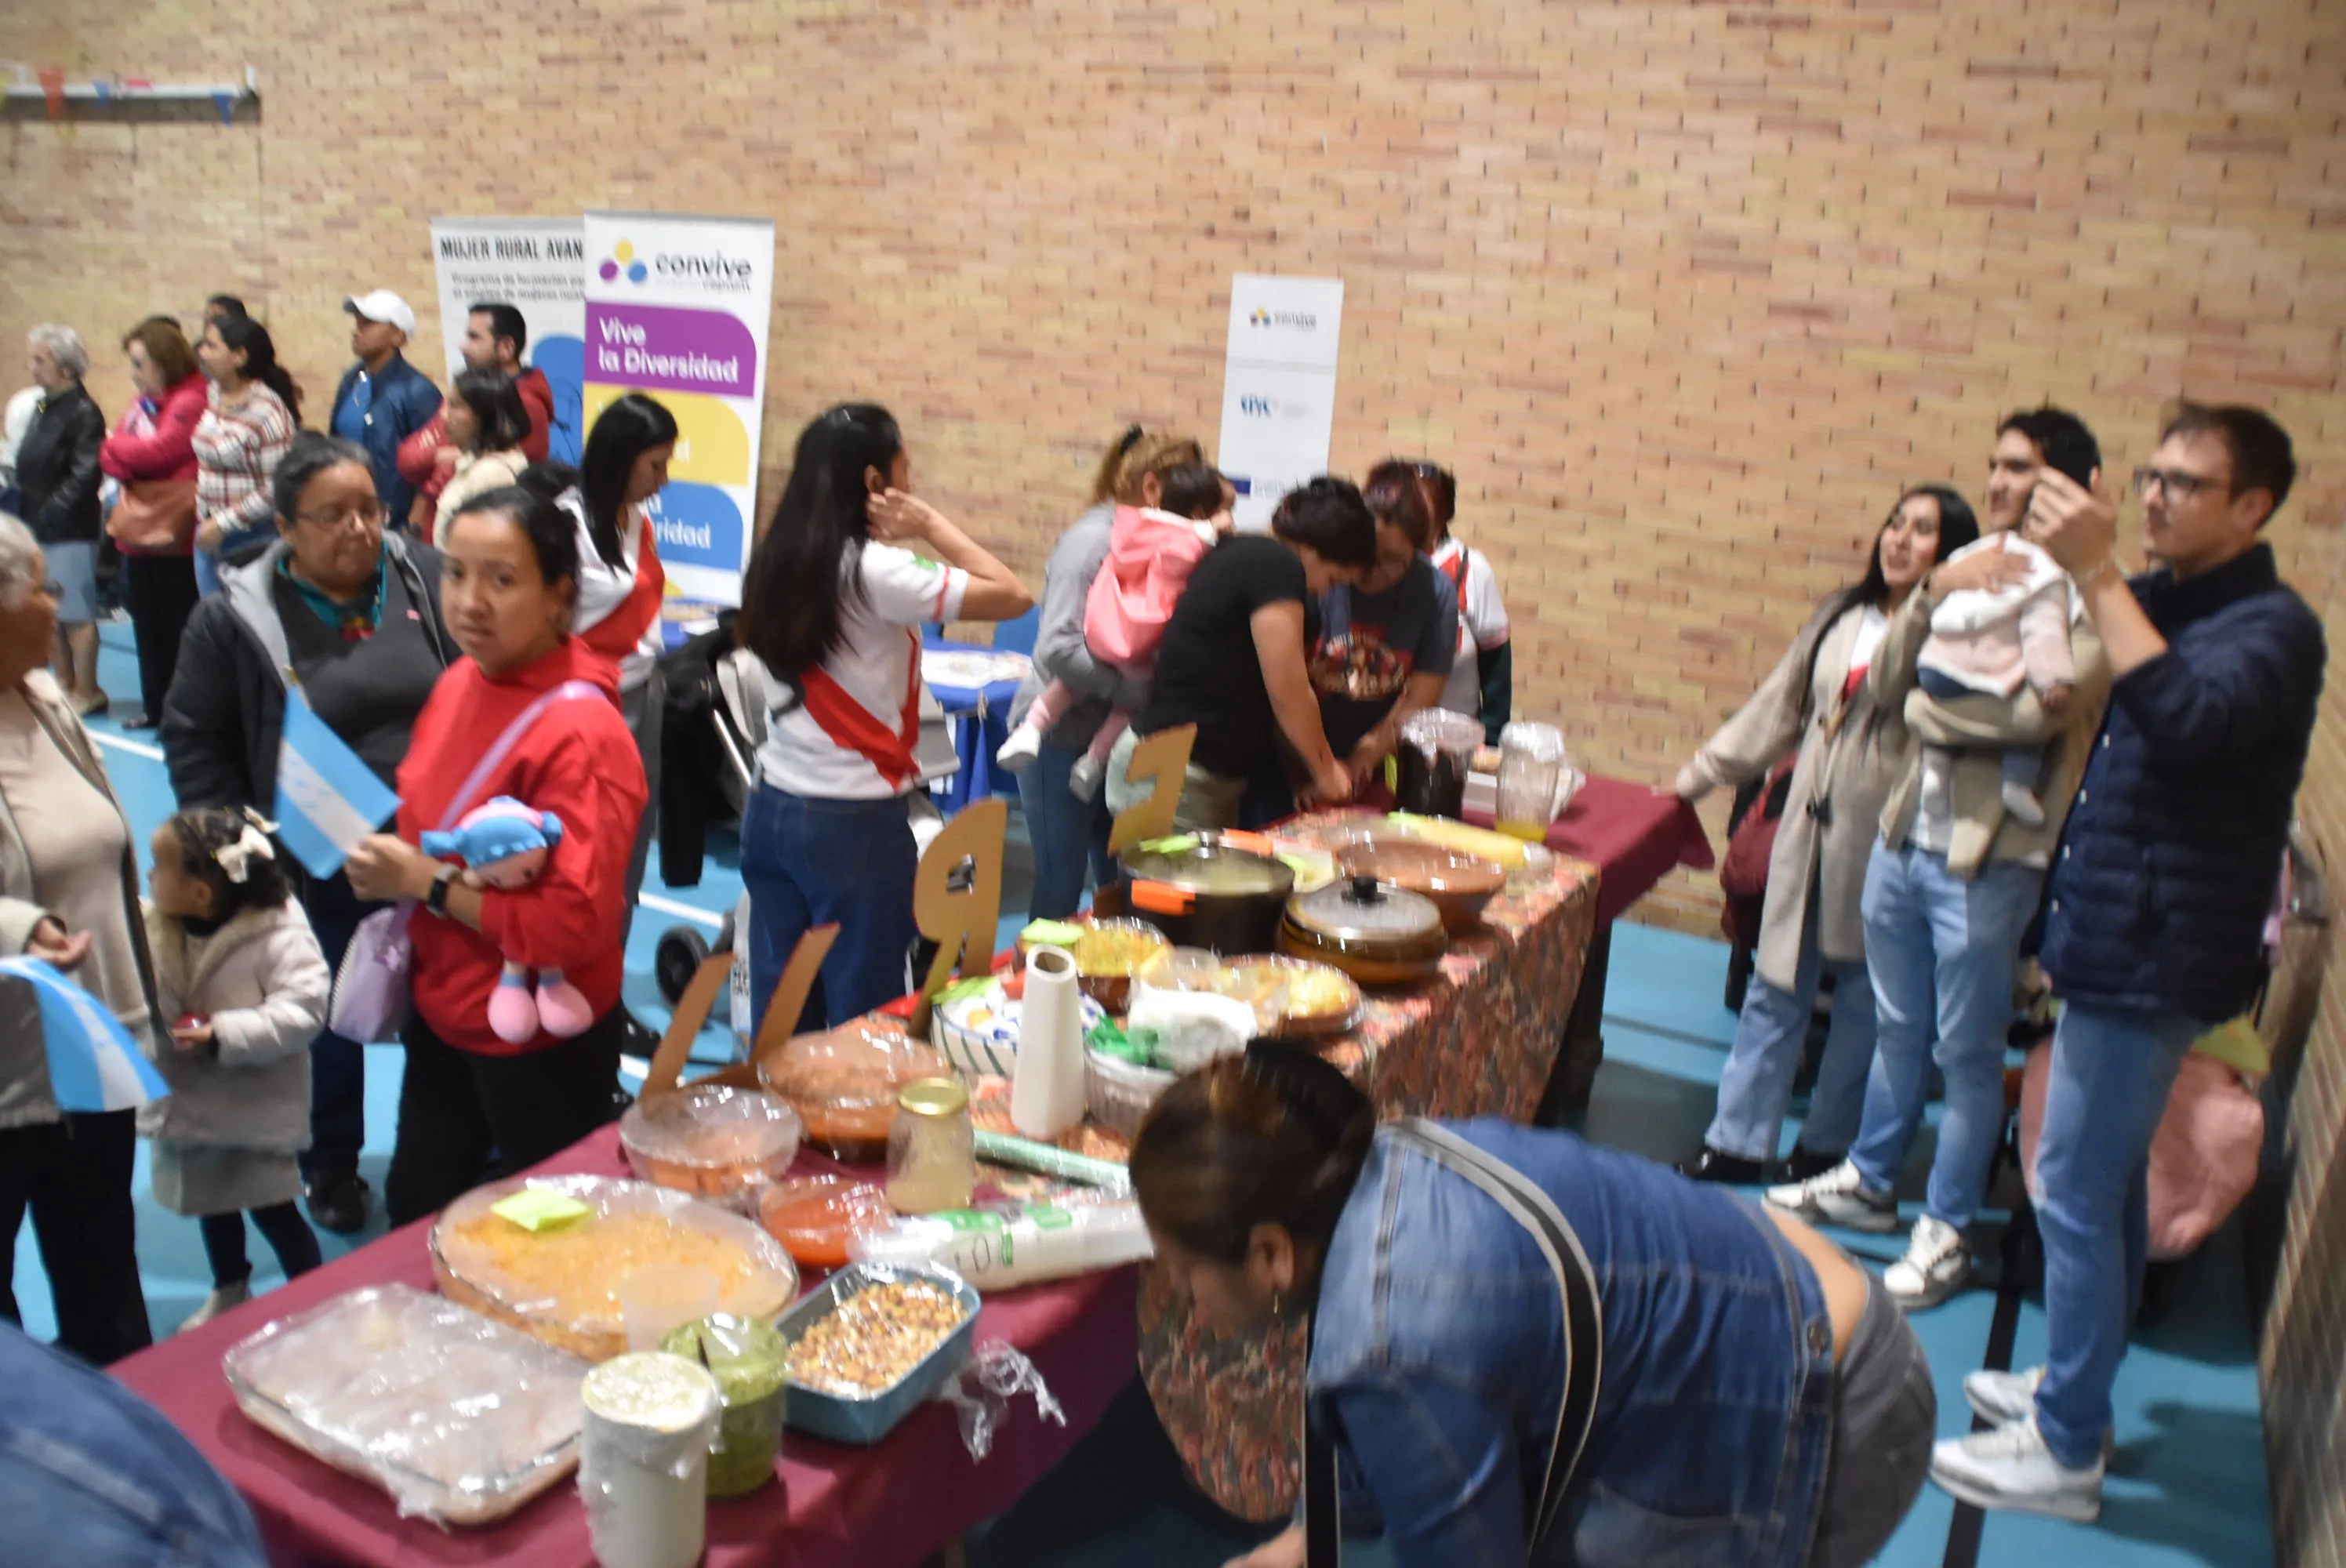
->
xmin=342 ymin=289 xmax=416 ymax=336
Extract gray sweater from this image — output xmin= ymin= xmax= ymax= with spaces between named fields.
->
xmin=1009 ymin=504 xmax=1150 ymax=750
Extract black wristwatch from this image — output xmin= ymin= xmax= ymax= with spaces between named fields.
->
xmin=425 ymin=864 xmax=457 ymax=916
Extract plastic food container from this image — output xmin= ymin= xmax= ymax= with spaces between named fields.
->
xmin=774 ymin=1263 xmax=981 ymax=1445
xmin=1331 ymin=835 xmax=1507 ymax=934
xmin=761 ymin=1018 xmax=950 ymax=1161
xmin=757 ymin=1175 xmax=895 ymax=1269
xmin=1216 ymin=954 xmax=1361 ymax=1040
xmin=222 ymin=1283 xmax=587 ymax=1526
xmin=430 ymin=1175 xmax=800 ymax=1361
xmin=619 ymin=1083 xmax=803 ymax=1214
xmin=1084 ymin=1049 xmax=1178 ymax=1138
xmin=658 ymin=1314 xmax=790 ymax=1498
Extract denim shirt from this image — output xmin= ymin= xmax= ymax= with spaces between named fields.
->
xmin=0 ymin=1323 xmax=265 ymax=1566
xmin=1309 ymin=1123 xmax=1836 ymax=1568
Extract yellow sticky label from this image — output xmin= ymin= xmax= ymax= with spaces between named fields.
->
xmin=491 ymin=1189 xmax=592 ymax=1233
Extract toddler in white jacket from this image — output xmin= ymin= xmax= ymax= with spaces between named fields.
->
xmin=142 ymin=808 xmax=332 ymax=1330
xmin=1915 ymin=531 xmax=2076 ymax=826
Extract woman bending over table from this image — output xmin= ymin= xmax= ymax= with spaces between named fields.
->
xmin=1104 ymin=477 xmax=1377 ymax=832
xmin=1132 ymin=1047 xmax=1935 ymax=1568
xmin=1672 ymin=486 xmax=1978 ymax=1187
xmin=346 ymin=486 xmax=647 ymax=1226
xmin=735 ymin=404 xmax=1031 ymax=1035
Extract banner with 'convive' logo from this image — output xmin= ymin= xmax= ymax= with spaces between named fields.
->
xmin=1219 ymin=273 xmax=1346 ymax=532
xmin=582 ymin=209 xmax=777 ymax=604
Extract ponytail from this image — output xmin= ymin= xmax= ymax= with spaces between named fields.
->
xmin=213 ymin=314 xmax=303 ymax=426
xmin=1129 ymin=1045 xmax=1376 ymax=1269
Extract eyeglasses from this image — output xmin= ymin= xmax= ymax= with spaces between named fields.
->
xmin=2133 ymin=467 xmax=2224 ymax=503
xmin=295 ymin=503 xmax=386 ymax=532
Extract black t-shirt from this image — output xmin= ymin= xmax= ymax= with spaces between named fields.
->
xmin=1138 ymin=534 xmax=1316 ymax=780
xmin=1310 ymin=559 xmax=1459 ymax=757
xmin=273 ymin=557 xmax=447 ymax=786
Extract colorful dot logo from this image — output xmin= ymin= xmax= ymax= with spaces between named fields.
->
xmin=1250 ymin=307 xmax=1271 ymax=326
xmin=598 ymin=241 xmax=649 ymax=285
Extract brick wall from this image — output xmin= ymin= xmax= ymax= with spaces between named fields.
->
xmin=5 ymin=0 xmax=2345 ymax=1553
xmin=2261 ymin=528 xmax=2346 ymax=1568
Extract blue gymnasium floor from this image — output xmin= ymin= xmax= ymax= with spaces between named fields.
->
xmin=13 ymin=625 xmax=2271 ymax=1567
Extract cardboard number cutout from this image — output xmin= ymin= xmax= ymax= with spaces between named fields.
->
xmin=1108 ymin=724 xmax=1197 ymax=854
xmin=641 ymin=922 xmax=838 ymax=1097
xmin=913 ymin=797 xmax=1007 ymax=1025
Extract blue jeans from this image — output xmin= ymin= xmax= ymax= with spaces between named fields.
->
xmin=2033 ymin=1003 xmax=2199 ymax=1468
xmin=1849 ymin=843 xmax=2043 ymax=1229
xmin=1705 ymin=898 xmax=1877 ymax=1163
xmin=1017 ymin=736 xmax=1115 ymax=922
xmin=742 ymin=784 xmax=919 ymax=1036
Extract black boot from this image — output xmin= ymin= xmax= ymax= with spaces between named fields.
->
xmin=1675 ymin=1146 xmax=1767 ymax=1185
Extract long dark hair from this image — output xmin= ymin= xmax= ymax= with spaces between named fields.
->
xmin=450 ymin=368 xmax=531 ymax=456
xmin=1800 ymin=484 xmax=1981 ymax=714
xmin=1130 ymin=1046 xmax=1376 ymax=1273
xmin=738 ymin=403 xmax=905 ymax=693
xmin=577 ymin=394 xmax=678 ymax=568
xmin=213 ymin=314 xmax=303 ymax=426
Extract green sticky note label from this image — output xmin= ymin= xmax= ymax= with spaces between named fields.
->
xmin=490 ymin=1189 xmax=592 ymax=1233
xmin=1020 ymin=920 xmax=1086 ymax=949
xmin=937 ymin=1210 xmax=1008 ymax=1236
xmin=1139 ymin=833 xmax=1200 ymax=855
xmin=1024 ymin=1204 xmax=1075 ymax=1230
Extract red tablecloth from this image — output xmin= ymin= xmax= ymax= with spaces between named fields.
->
xmin=1477 ymin=772 xmax=1712 ymax=927
xmin=113 ymin=1126 xmax=1138 ymax=1568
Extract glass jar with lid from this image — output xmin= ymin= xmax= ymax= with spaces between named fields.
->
xmin=885 ymin=1077 xmax=976 ymax=1215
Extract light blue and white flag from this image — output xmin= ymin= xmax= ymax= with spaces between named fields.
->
xmin=274 ymin=686 xmax=403 ymax=879
xmin=0 ymin=957 xmax=167 ymax=1112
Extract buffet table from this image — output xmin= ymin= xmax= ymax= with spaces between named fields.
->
xmin=113 ymin=1127 xmax=1138 ymax=1568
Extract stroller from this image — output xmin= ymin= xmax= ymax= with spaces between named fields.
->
xmin=649 ymin=615 xmax=961 ymax=1042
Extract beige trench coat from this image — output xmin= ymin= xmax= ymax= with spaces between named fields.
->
xmin=1679 ymin=598 xmax=1919 ymax=995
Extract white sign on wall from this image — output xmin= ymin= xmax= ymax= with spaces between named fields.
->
xmin=1218 ymin=274 xmax=1346 ymax=532
xmin=582 ymin=210 xmax=777 ymax=604
xmin=427 ymin=216 xmax=587 ymax=464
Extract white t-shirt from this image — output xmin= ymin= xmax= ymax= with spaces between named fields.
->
xmin=1430 ymin=538 xmax=1511 ymax=717
xmin=757 ymin=541 xmax=969 ymax=800
xmin=566 ymin=495 xmax=664 ymax=690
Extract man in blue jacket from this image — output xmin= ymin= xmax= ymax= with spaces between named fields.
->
xmin=1932 ymin=404 xmax=2324 ymax=1522
xmin=329 ymin=290 xmax=441 ymax=529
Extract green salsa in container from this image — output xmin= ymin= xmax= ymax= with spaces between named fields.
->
xmin=659 ymin=1313 xmax=789 ymax=1497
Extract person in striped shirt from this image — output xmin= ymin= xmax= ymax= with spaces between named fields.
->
xmin=192 ymin=315 xmax=300 ymax=597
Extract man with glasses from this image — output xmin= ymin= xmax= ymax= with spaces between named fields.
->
xmin=1930 ymin=404 xmax=2323 ymax=1520
xmin=328 ymin=291 xmax=441 ymax=532
xmin=160 ymin=433 xmax=457 ymax=1236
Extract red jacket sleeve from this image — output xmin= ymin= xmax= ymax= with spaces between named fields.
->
xmin=521 ymin=379 xmax=553 ymax=463
xmin=473 ymin=716 xmax=649 ymax=974
xmin=397 ymin=410 xmax=448 ymax=488
xmin=99 ymin=380 xmax=203 ymax=481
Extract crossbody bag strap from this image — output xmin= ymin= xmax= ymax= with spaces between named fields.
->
xmin=436 ymin=679 xmax=606 ymax=833
xmin=1391 ymin=1120 xmax=1606 ymax=1559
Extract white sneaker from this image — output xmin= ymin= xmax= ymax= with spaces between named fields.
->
xmin=1763 ymin=1160 xmax=1900 ymax=1233
xmin=180 ymin=1279 xmax=251 ymax=1331
xmin=1931 ymin=1414 xmax=2103 ymax=1522
xmin=1964 ymin=1365 xmax=2046 ymax=1427
xmin=995 ymin=721 xmax=1044 ymax=775
xmin=1067 ymin=751 xmax=1106 ymax=801
xmin=1884 ymin=1214 xmax=1972 ymax=1309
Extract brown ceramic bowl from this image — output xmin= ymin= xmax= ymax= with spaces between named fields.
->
xmin=1331 ymin=838 xmax=1507 ymax=934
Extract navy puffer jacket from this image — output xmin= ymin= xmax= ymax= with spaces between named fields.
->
xmin=2037 ymin=543 xmax=2324 ymax=1022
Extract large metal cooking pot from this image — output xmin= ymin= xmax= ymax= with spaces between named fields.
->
xmin=1099 ymin=832 xmax=1296 ymax=956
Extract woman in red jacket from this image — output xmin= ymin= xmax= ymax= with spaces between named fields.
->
xmin=97 ymin=317 xmax=206 ymax=729
xmin=345 ymin=485 xmax=648 ymax=1225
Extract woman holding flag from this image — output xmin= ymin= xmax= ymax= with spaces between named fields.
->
xmin=735 ymin=405 xmax=1031 ymax=1034
xmin=0 ymin=507 xmax=159 ymax=1363
xmin=162 ymin=433 xmax=457 ymax=1235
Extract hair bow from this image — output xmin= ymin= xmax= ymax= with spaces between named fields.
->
xmin=213 ymin=808 xmax=279 ymax=884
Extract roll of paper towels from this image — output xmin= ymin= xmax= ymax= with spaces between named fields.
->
xmin=1011 ymin=946 xmax=1086 ymax=1139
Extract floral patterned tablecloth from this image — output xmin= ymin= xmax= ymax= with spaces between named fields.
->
xmin=977 ymin=815 xmax=1601 ymax=1519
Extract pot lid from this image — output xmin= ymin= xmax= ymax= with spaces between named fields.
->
xmin=1119 ymin=833 xmax=1295 ymax=898
xmin=1287 ymin=875 xmax=1444 ymax=945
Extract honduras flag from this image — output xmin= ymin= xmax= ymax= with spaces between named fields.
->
xmin=0 ymin=958 xmax=168 ymax=1112
xmin=274 ymin=686 xmax=402 ymax=879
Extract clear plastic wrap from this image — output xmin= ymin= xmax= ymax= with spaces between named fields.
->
xmin=430 ymin=1174 xmax=800 ymax=1361
xmin=851 ymin=1200 xmax=1155 ymax=1292
xmin=619 ymin=1083 xmax=804 ymax=1214
xmin=579 ymin=1351 xmax=720 ymax=1568
xmin=932 ymin=1341 xmax=1065 ymax=1461
xmin=221 ymin=1283 xmax=588 ymax=1528
xmin=760 ymin=1018 xmax=949 ymax=1160
xmin=657 ymin=1315 xmax=789 ymax=1498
